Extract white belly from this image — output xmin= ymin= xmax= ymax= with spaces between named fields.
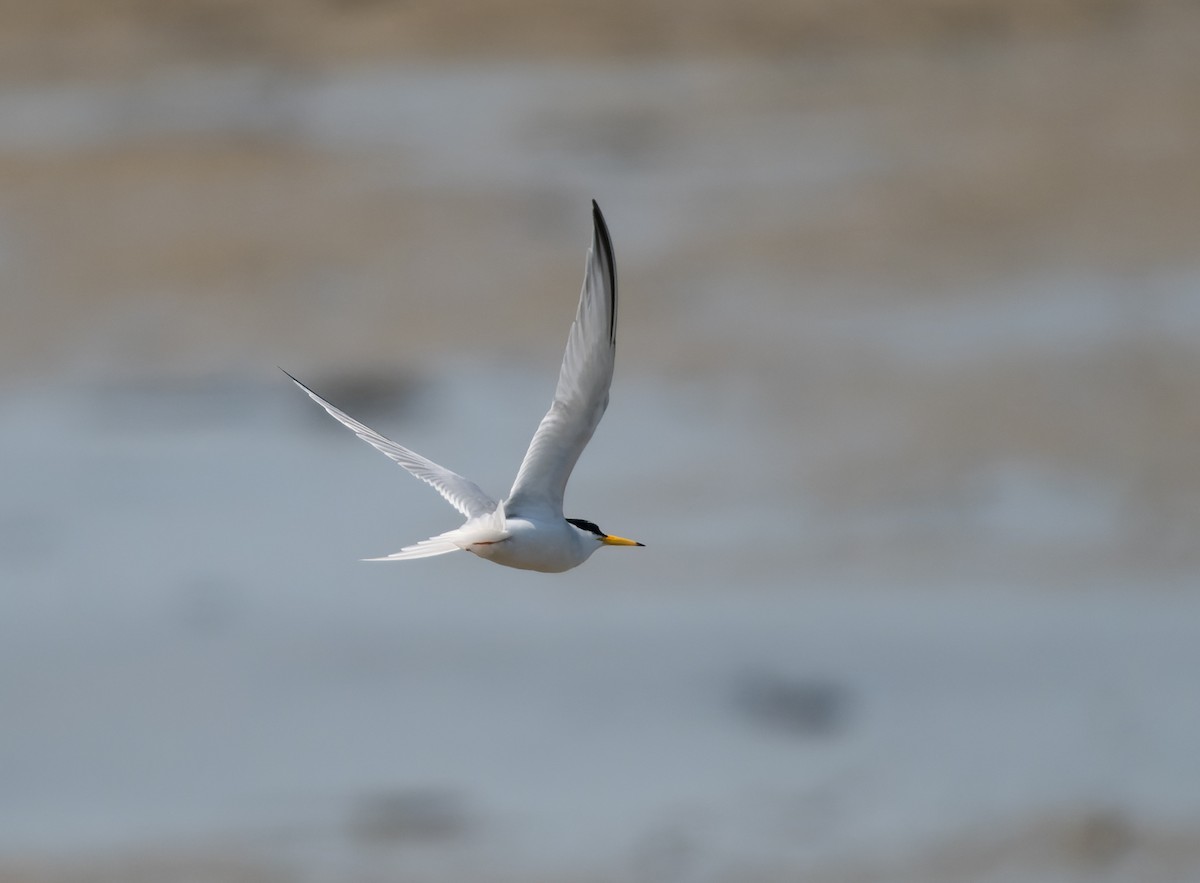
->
xmin=467 ymin=518 xmax=589 ymax=573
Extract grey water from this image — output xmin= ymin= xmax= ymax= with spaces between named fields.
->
xmin=3 ymin=50 xmax=1200 ymax=880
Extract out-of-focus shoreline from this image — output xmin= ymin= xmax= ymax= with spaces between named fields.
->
xmin=3 ymin=4 xmax=1200 ymax=880
xmin=0 ymin=0 xmax=1181 ymax=79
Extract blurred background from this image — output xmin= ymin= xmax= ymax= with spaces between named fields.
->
xmin=2 ymin=1 xmax=1200 ymax=880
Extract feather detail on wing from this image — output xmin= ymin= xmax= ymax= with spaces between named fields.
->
xmin=506 ymin=201 xmax=617 ymax=517
xmin=284 ymin=370 xmax=498 ymax=519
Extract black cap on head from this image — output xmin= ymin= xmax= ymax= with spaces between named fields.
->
xmin=566 ymin=518 xmax=604 ymax=536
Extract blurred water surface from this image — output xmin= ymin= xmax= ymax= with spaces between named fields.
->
xmin=2 ymin=3 xmax=1200 ymax=880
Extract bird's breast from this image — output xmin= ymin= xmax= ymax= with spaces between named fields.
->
xmin=467 ymin=521 xmax=585 ymax=573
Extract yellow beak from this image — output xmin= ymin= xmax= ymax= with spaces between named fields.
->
xmin=602 ymin=534 xmax=644 ymax=547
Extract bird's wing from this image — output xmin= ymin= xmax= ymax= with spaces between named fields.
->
xmin=506 ymin=201 xmax=617 ymax=517
xmin=285 ymin=370 xmax=498 ymax=519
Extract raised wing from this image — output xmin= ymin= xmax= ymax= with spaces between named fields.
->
xmin=506 ymin=201 xmax=617 ymax=517
xmin=285 ymin=370 xmax=498 ymax=519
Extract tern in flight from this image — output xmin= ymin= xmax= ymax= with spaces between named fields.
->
xmin=285 ymin=201 xmax=643 ymax=572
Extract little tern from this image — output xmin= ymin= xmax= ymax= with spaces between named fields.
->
xmin=286 ymin=200 xmax=643 ymax=572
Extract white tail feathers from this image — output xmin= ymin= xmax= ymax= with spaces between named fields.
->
xmin=362 ymin=536 xmax=463 ymax=562
xmin=363 ymin=504 xmax=509 ymax=563
xmin=355 ymin=499 xmax=506 ymax=561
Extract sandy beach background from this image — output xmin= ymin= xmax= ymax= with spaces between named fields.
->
xmin=2 ymin=1 xmax=1200 ymax=880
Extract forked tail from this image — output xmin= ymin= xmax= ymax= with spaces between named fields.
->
xmin=362 ymin=536 xmax=462 ymax=562
xmin=362 ymin=503 xmax=508 ymax=563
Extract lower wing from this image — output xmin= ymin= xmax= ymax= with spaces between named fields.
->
xmin=285 ymin=369 xmax=498 ymax=520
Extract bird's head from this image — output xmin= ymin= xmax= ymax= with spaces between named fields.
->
xmin=567 ymin=518 xmax=644 ymax=549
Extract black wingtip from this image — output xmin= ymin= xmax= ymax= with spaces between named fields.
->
xmin=280 ymin=367 xmax=315 ymax=396
xmin=589 ymin=200 xmax=617 ymax=344
xmin=592 ymin=200 xmax=609 ymax=239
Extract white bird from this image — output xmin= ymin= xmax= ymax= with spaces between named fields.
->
xmin=285 ymin=201 xmax=643 ymax=572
